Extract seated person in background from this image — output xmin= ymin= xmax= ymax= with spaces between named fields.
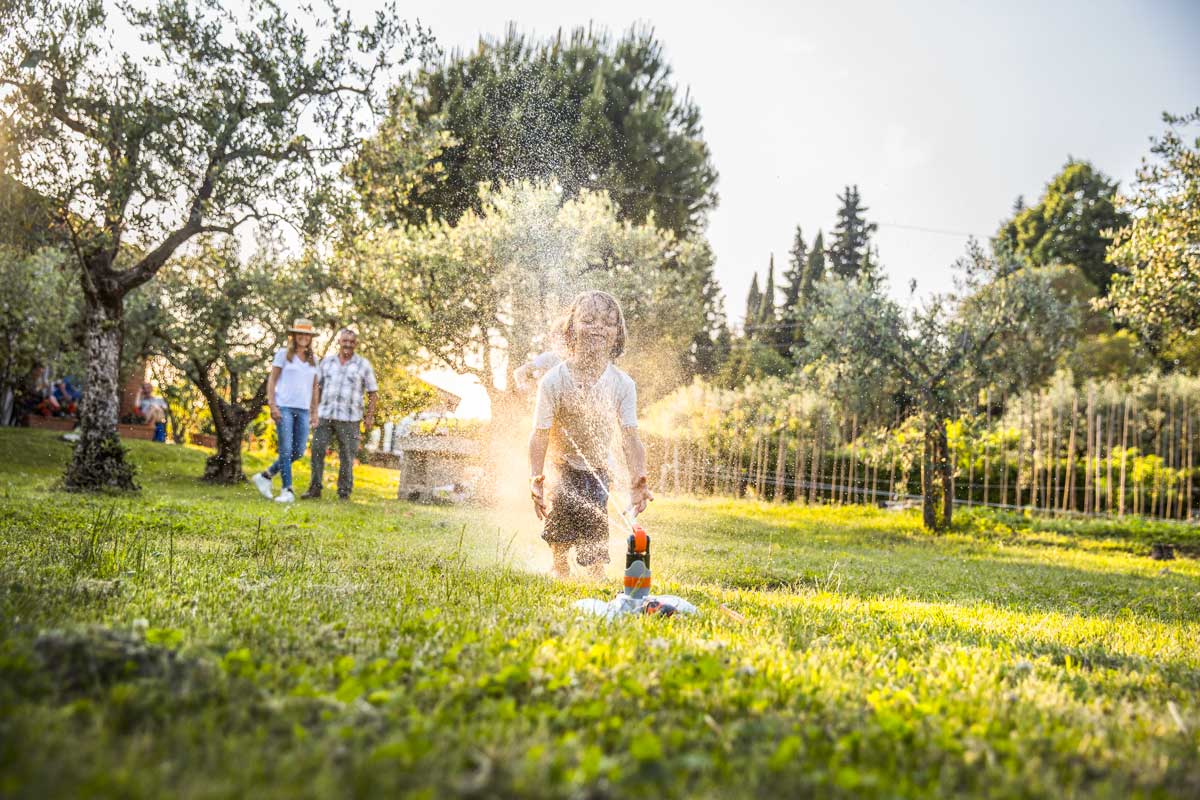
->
xmin=14 ymin=364 xmax=59 ymax=423
xmin=52 ymin=379 xmax=78 ymax=416
xmin=136 ymin=381 xmax=168 ymax=443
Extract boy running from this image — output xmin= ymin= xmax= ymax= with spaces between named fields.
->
xmin=528 ymin=291 xmax=652 ymax=579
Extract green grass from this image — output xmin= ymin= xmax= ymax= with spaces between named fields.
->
xmin=0 ymin=428 xmax=1197 ymax=798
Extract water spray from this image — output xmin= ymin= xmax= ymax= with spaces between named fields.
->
xmin=558 ymin=428 xmax=652 ymax=598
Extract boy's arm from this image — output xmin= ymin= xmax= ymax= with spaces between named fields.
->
xmin=621 ymin=426 xmax=653 ymax=514
xmin=528 ymin=428 xmax=550 ymax=519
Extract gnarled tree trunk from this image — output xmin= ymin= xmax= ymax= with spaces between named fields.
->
xmin=938 ymin=422 xmax=953 ymax=529
xmin=203 ymin=401 xmax=256 ymax=484
xmin=65 ymin=287 xmax=137 ymax=491
xmin=194 ymin=370 xmax=268 ymax=484
xmin=922 ymin=416 xmax=937 ymax=530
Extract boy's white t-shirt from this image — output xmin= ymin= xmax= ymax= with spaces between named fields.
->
xmin=271 ymin=348 xmax=318 ymax=410
xmin=533 ymin=361 xmax=637 ymax=473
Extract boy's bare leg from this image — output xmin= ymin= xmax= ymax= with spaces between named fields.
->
xmin=585 ymin=562 xmax=605 ymax=581
xmin=550 ymin=544 xmax=571 ymax=578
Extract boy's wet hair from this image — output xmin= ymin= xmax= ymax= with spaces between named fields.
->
xmin=561 ymin=290 xmax=628 ymax=359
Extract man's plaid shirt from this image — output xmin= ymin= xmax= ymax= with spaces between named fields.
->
xmin=316 ymin=353 xmax=378 ymax=422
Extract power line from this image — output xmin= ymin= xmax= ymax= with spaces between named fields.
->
xmin=875 ymin=221 xmax=983 ymax=238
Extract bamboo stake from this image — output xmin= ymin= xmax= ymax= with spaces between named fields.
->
xmin=966 ymin=430 xmax=974 ymax=508
xmin=888 ymin=429 xmax=898 ymax=502
xmin=1044 ymin=397 xmax=1054 ymax=513
xmin=1084 ymin=387 xmax=1095 ymax=514
xmin=729 ymin=434 xmax=739 ymax=496
xmin=870 ymin=441 xmax=880 ymax=505
xmin=1030 ymin=395 xmax=1040 ymax=511
xmin=1186 ymin=398 xmax=1193 ymax=521
xmin=1015 ymin=397 xmax=1026 ymax=509
xmin=792 ymin=431 xmax=804 ymax=504
xmin=690 ymin=438 xmax=700 ymax=495
xmin=1051 ymin=400 xmax=1061 ymax=514
xmin=759 ymin=435 xmax=769 ymax=498
xmin=1171 ymin=393 xmax=1180 ymax=520
xmin=1154 ymin=387 xmax=1164 ymax=518
xmin=1106 ymin=398 xmax=1116 ymax=515
xmin=1119 ymin=397 xmax=1131 ymax=517
xmin=774 ymin=428 xmax=787 ymax=503
xmin=809 ymin=426 xmax=821 ymax=504
xmin=1063 ymin=393 xmax=1079 ymax=513
xmin=1174 ymin=395 xmax=1185 ymax=520
xmin=832 ymin=427 xmax=842 ymax=504
xmin=983 ymin=389 xmax=991 ymax=506
xmin=1094 ymin=411 xmax=1103 ymax=515
xmin=848 ymin=415 xmax=859 ymax=504
xmin=1000 ymin=391 xmax=1009 ymax=506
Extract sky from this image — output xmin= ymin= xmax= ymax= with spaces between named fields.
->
xmin=388 ymin=0 xmax=1199 ymax=416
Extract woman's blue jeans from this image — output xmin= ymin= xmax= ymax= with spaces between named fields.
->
xmin=267 ymin=407 xmax=309 ymax=490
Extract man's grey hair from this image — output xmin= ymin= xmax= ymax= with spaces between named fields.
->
xmin=338 ymin=328 xmax=358 ymax=339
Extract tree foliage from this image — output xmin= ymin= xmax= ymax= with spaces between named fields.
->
xmin=995 ymin=159 xmax=1128 ymax=293
xmin=356 ymin=25 xmax=719 ymax=237
xmin=804 ymin=246 xmax=1080 ymax=529
xmin=0 ymin=244 xmax=75 ymax=414
xmin=150 ymin=238 xmax=331 ymax=482
xmin=1106 ymin=110 xmax=1200 ymax=358
xmin=339 ymin=180 xmax=721 ymax=408
xmin=827 ymin=185 xmax=877 ymax=280
xmin=0 ymin=0 xmax=427 ymax=488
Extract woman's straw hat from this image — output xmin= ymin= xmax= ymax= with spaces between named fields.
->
xmin=288 ymin=318 xmax=316 ymax=335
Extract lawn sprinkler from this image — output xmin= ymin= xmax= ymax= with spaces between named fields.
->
xmin=623 ymin=515 xmax=651 ymax=600
xmin=574 ymin=499 xmax=696 ymax=620
xmin=559 ymin=429 xmax=696 ymax=619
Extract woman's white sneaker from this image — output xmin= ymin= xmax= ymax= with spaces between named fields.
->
xmin=275 ymin=488 xmax=295 ymax=503
xmin=252 ymin=472 xmax=274 ymax=500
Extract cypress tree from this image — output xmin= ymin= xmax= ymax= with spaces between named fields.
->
xmin=804 ymin=230 xmax=826 ymax=299
xmin=758 ymin=255 xmax=777 ymax=334
xmin=744 ymin=272 xmax=762 ymax=337
xmin=778 ymin=227 xmax=806 ymax=356
xmin=828 ymin=185 xmax=877 ymax=279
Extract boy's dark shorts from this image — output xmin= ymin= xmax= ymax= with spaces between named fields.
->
xmin=542 ymin=465 xmax=611 ymax=566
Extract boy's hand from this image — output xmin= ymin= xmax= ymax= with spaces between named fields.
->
xmin=630 ymin=475 xmax=653 ymax=515
xmin=530 ymin=475 xmax=547 ymax=520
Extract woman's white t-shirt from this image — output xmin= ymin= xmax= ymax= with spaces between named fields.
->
xmin=272 ymin=348 xmax=317 ymax=410
xmin=533 ymin=362 xmax=637 ymax=472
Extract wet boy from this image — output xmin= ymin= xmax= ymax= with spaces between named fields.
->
xmin=528 ymin=291 xmax=653 ymax=579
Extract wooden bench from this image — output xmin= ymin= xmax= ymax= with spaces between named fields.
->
xmin=26 ymin=416 xmax=158 ymax=441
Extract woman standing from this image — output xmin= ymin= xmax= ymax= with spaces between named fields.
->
xmin=252 ymin=319 xmax=319 ymax=503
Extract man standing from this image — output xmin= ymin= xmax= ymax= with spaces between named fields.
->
xmin=302 ymin=328 xmax=378 ymax=500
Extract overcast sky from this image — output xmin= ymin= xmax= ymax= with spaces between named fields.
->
xmin=407 ymin=0 xmax=1199 ymax=320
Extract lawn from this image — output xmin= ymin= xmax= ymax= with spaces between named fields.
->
xmin=0 ymin=428 xmax=1197 ymax=798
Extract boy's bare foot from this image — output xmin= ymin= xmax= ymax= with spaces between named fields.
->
xmin=550 ymin=544 xmax=571 ymax=579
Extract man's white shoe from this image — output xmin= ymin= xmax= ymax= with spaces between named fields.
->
xmin=252 ymin=472 xmax=274 ymax=500
xmin=275 ymin=488 xmax=295 ymax=504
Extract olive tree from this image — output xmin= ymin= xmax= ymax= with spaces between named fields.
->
xmin=0 ymin=0 xmax=428 ymax=489
xmin=805 ymin=246 xmax=1079 ymax=530
xmin=340 ymin=180 xmax=723 ymax=411
xmin=150 ymin=237 xmax=332 ymax=483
